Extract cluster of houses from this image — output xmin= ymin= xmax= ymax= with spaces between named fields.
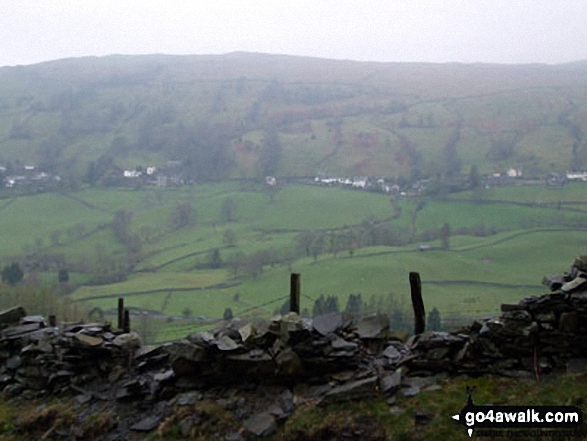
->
xmin=313 ymin=175 xmax=400 ymax=194
xmin=122 ymin=166 xmax=157 ymax=178
xmin=493 ymin=168 xmax=523 ymax=178
xmin=1 ymin=165 xmax=61 ymax=189
xmin=546 ymin=171 xmax=587 ymax=186
xmin=122 ymin=163 xmax=184 ymax=186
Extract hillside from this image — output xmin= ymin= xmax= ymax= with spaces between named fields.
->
xmin=1 ymin=53 xmax=587 ymax=181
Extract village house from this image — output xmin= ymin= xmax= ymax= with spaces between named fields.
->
xmin=547 ymin=172 xmax=566 ymax=186
xmin=566 ymin=171 xmax=587 ymax=182
xmin=506 ymin=168 xmax=522 ymax=178
xmin=123 ymin=170 xmax=142 ymax=178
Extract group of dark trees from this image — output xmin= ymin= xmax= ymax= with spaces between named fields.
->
xmin=1 ymin=262 xmax=69 ymax=286
xmin=293 ymin=223 xmax=412 ymax=261
xmin=1 ymin=263 xmax=23 ymax=285
xmin=270 ymin=291 xmax=445 ymax=332
xmin=169 ymin=201 xmax=196 ymax=230
xmin=111 ymin=210 xmax=143 ymax=266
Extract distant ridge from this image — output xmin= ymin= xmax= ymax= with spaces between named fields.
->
xmin=0 ymin=52 xmax=586 ymax=179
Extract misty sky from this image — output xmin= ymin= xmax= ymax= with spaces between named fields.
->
xmin=1 ymin=0 xmax=586 ymax=67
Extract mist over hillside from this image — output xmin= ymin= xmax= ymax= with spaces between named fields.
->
xmin=1 ymin=53 xmax=587 ymax=184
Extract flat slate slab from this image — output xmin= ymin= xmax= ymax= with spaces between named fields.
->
xmin=356 ymin=314 xmax=389 ymax=339
xmin=244 ymin=411 xmax=277 ymax=437
xmin=0 ymin=306 xmax=26 ymax=325
xmin=130 ymin=415 xmax=161 ymax=432
xmin=319 ymin=376 xmax=378 ymax=406
xmin=313 ymin=313 xmax=342 ymax=336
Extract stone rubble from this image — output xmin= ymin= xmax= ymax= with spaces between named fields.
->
xmin=0 ymin=256 xmax=585 ymax=439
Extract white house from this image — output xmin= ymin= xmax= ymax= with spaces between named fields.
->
xmin=506 ymin=168 xmax=522 ymax=178
xmin=352 ymin=178 xmax=367 ymax=188
xmin=123 ymin=170 xmax=142 ymax=178
xmin=567 ymin=171 xmax=587 ymax=182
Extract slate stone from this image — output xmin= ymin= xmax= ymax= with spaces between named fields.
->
xmin=75 ymin=393 xmax=93 ymax=405
xmin=1 ymin=323 xmax=41 ymax=339
xmin=3 ymin=383 xmax=23 ymax=397
xmin=331 ymin=337 xmax=358 ymax=352
xmin=382 ymin=345 xmax=401 ymax=362
xmin=380 ymin=370 xmax=402 ymax=395
xmin=0 ymin=374 xmax=14 ymax=387
xmin=276 ymin=348 xmax=305 ymax=377
xmin=238 ymin=323 xmax=252 ymax=342
xmin=426 ymin=347 xmax=451 ymax=360
xmin=135 ymin=345 xmax=164 ymax=360
xmin=534 ymin=312 xmax=556 ymax=322
xmin=312 ymin=313 xmax=343 ymax=336
xmin=402 ymin=376 xmax=439 ymax=390
xmin=188 ymin=331 xmax=215 ymax=347
xmin=356 ymin=314 xmax=389 ymax=339
xmin=176 ymin=392 xmax=201 ymax=406
xmin=244 ymin=411 xmax=277 ymax=437
xmin=113 ymin=332 xmax=141 ymax=350
xmin=21 ymin=315 xmax=46 ymax=326
xmin=320 ymin=376 xmax=378 ymax=406
xmin=400 ymin=386 xmax=420 ymax=397
xmin=217 ymin=335 xmax=239 ymax=351
xmin=559 ymin=312 xmax=578 ymax=332
xmin=330 ymin=371 xmax=356 ymax=382
xmin=179 ymin=417 xmax=196 ymax=437
xmin=74 ymin=334 xmax=103 ymax=347
xmin=280 ymin=389 xmax=295 ymax=415
xmin=562 ymin=277 xmax=587 ymax=294
xmin=6 ymin=356 xmax=22 ymax=370
xmin=165 ymin=340 xmax=206 ymax=376
xmin=48 ymin=370 xmax=74 ymax=385
xmin=130 ymin=415 xmax=161 ymax=432
xmin=0 ymin=306 xmax=26 ymax=325
xmin=225 ymin=432 xmax=245 ymax=441
xmin=500 ymin=304 xmax=526 ymax=312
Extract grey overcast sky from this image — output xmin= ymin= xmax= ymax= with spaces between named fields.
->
xmin=1 ymin=0 xmax=586 ymax=67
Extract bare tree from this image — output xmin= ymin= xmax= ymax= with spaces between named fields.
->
xmin=223 ymin=229 xmax=237 ymax=247
xmin=169 ymin=201 xmax=196 ymax=230
xmin=219 ymin=198 xmax=237 ymax=223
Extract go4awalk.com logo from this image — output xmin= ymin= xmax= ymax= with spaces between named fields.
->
xmin=452 ymin=386 xmax=583 ymax=438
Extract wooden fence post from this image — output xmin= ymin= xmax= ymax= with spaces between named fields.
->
xmin=290 ymin=273 xmax=301 ymax=314
xmin=118 ymin=297 xmax=124 ymax=330
xmin=48 ymin=315 xmax=57 ymax=327
xmin=123 ymin=308 xmax=130 ymax=333
xmin=410 ymin=272 xmax=426 ymax=335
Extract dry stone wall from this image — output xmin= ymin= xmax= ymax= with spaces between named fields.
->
xmin=0 ymin=257 xmax=585 ymax=439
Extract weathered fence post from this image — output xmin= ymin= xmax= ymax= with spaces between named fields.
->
xmin=290 ymin=273 xmax=301 ymax=314
xmin=48 ymin=315 xmax=57 ymax=327
xmin=123 ymin=308 xmax=130 ymax=333
xmin=409 ymin=271 xmax=426 ymax=335
xmin=118 ymin=297 xmax=124 ymax=330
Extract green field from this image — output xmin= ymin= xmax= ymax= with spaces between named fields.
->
xmin=0 ymin=181 xmax=585 ymax=343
